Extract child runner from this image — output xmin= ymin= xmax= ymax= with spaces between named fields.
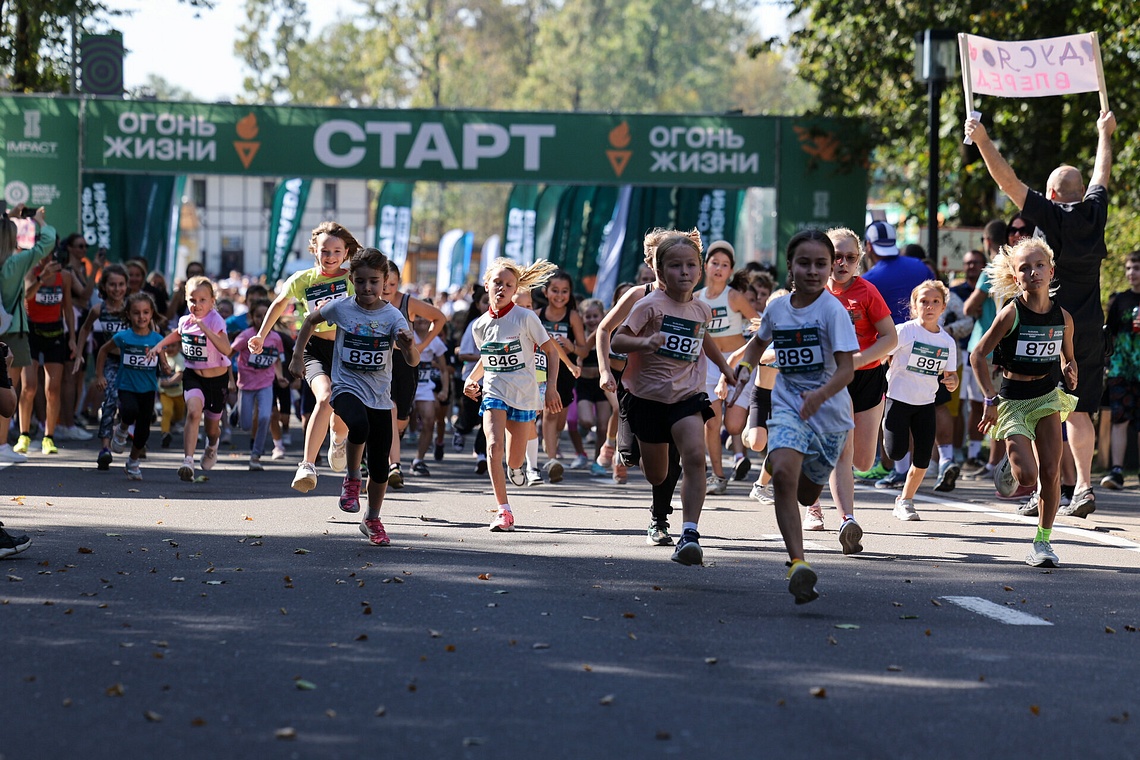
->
xmin=463 ymin=258 xmax=564 ymax=532
xmin=612 ymin=233 xmax=735 ymax=565
xmin=743 ymin=289 xmax=787 ymax=505
xmin=882 ymin=280 xmax=959 ymax=521
xmin=290 ymin=248 xmax=418 ymax=546
xmin=74 ymin=263 xmax=130 ymax=470
xmin=454 ymin=286 xmax=489 ymax=473
xmin=596 ymin=282 xmax=635 ymax=483
xmin=735 ymin=230 xmax=858 ymax=603
xmin=539 ymin=270 xmax=588 ymax=475
xmin=147 ymin=275 xmax=233 ymax=481
xmin=575 ymin=298 xmax=612 ymax=476
xmin=971 ymin=238 xmax=1077 ymax=567
xmin=95 ymin=292 xmax=166 ymax=480
xmin=158 ymin=342 xmax=185 ymax=447
xmin=409 ymin=303 xmax=449 ymax=476
xmin=232 ymin=300 xmax=284 ymax=471
xmin=251 ymin=221 xmax=360 ymax=492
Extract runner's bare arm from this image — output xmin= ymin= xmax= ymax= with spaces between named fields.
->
xmin=1090 ymin=111 xmax=1116 ymax=190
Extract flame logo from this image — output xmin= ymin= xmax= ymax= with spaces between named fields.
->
xmin=793 ymin=126 xmax=840 ymax=162
xmin=609 ymin=121 xmax=631 ymax=149
xmin=236 ymin=113 xmax=259 ymax=140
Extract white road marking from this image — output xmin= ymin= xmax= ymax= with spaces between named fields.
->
xmin=941 ymin=596 xmax=1053 ymax=626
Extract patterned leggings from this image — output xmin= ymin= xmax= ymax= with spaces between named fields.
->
xmin=98 ymin=361 xmax=120 ymax=442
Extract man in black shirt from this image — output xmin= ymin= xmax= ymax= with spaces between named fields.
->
xmin=965 ymin=110 xmax=1116 ymax=518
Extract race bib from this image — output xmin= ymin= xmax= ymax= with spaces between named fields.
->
xmin=656 ymin=316 xmax=704 ymax=362
xmin=304 ymin=279 xmax=350 ymax=317
xmin=417 ymin=363 xmax=437 ymax=384
xmin=341 ymin=332 xmax=390 ymax=372
xmin=182 ymin=333 xmax=209 ymax=361
xmin=35 ymin=285 xmax=63 ymax=305
xmin=483 ymin=339 xmax=525 ymax=373
xmin=772 ymin=327 xmax=824 ymax=374
xmin=248 ymin=348 xmax=278 ymax=369
xmin=706 ymin=305 xmax=730 ymax=334
xmin=534 ymin=348 xmax=548 ymax=372
xmin=1014 ymin=324 xmax=1063 ymax=363
xmin=121 ymin=344 xmax=157 ymax=369
xmin=905 ymin=341 xmax=950 ymax=376
xmin=542 ymin=321 xmax=569 ymax=342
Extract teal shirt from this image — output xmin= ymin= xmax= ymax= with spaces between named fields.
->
xmin=1 ymin=223 xmax=58 ymax=335
xmin=966 ymin=270 xmax=998 ymax=357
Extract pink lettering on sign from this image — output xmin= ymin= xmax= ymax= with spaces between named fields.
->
xmin=963 ymin=32 xmax=1101 ymax=99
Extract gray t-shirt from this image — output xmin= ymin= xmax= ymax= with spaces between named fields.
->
xmin=321 ymin=298 xmax=409 ymax=409
xmin=756 ymin=291 xmax=859 ymax=434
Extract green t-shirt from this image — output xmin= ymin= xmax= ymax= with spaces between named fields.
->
xmin=1 ymin=224 xmax=57 ymax=336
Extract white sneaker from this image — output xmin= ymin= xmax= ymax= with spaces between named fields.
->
xmin=568 ymin=453 xmax=589 ymax=470
xmin=0 ymin=444 xmax=28 ymax=463
xmin=292 ymin=461 xmax=318 ymax=493
xmin=749 ymin=481 xmax=774 ymax=504
xmin=893 ymin=498 xmax=920 ymax=521
xmin=328 ymin=433 xmax=348 ymax=473
xmin=201 ymin=440 xmax=219 ymax=471
xmin=802 ymin=503 xmax=825 ymax=531
xmin=271 ymin=443 xmax=286 ymax=461
xmin=507 ymin=466 xmax=527 ymax=486
xmin=526 ymin=468 xmax=543 ymax=486
xmin=60 ymin=425 xmax=93 ymax=441
xmin=705 ymin=475 xmax=728 ymax=495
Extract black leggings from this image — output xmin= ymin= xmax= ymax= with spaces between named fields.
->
xmin=332 ymin=393 xmax=394 ymax=477
xmin=119 ymin=390 xmax=155 ymax=452
xmin=882 ymin=397 xmax=936 ymax=470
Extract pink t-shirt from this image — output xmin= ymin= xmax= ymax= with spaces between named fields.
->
xmin=621 ymin=290 xmax=712 ymax=404
xmin=232 ymin=327 xmax=283 ymax=390
xmin=178 ymin=310 xmax=231 ymax=371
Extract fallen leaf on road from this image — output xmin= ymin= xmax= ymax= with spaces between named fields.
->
xmin=656 ymin=731 xmax=671 ymax=740
xmin=582 ymin=664 xmax=593 ymax=672
xmin=1109 ymin=712 xmax=1130 ymax=724
xmin=78 ymin=547 xmax=93 ymax=554
xmin=191 ymin=718 xmax=206 ymax=727
xmin=599 ymin=694 xmax=615 ymax=706
xmin=582 ymin=616 xmax=600 ymax=621
xmin=477 ymin=573 xmax=491 ymax=581
xmin=170 ymin=577 xmax=185 ymax=582
xmin=1106 ymin=626 xmax=1116 ymax=634
xmin=834 ymin=624 xmax=859 ymax=630
xmin=294 ymin=679 xmax=317 ymax=691
xmin=1003 ymin=586 xmax=1014 ymax=592
xmin=704 ymin=657 xmax=718 ymax=665
xmin=887 ymin=665 xmax=902 ymax=672
xmin=105 ymin=683 xmax=125 ymax=697
xmin=900 ymin=615 xmax=919 ymax=620
xmin=144 ymin=710 xmax=162 ymax=723
xmin=275 ymin=727 xmax=296 ymax=740
xmin=105 ymin=533 xmax=121 ymax=537
xmin=128 ymin=489 xmax=140 ymax=493
xmin=930 ymin=598 xmax=942 ymax=607
xmin=826 ymin=635 xmax=838 ymax=646
xmin=429 ymin=630 xmax=442 ymax=638
xmin=533 ymin=643 xmax=550 ymax=650
xmin=463 ymin=737 xmax=484 ymax=747
xmin=193 ymin=476 xmax=208 ymax=483
xmin=810 ymin=687 xmax=827 ymax=698
xmin=375 ymin=706 xmax=387 ymax=717
xmin=1030 ymin=705 xmax=1040 ymax=716
xmin=623 ymin=612 xmax=636 ymax=619
xmin=294 ymin=548 xmax=311 ymax=555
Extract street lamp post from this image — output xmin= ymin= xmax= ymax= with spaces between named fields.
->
xmin=914 ymin=29 xmax=958 ymax=270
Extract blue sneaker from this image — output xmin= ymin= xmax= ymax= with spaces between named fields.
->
xmin=874 ymin=470 xmax=906 ymax=489
xmin=670 ymin=529 xmax=703 ymax=566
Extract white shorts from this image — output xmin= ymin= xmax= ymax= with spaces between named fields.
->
xmin=705 ymin=352 xmax=752 ymax=409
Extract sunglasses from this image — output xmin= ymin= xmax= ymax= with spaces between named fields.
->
xmin=1009 ymin=226 xmax=1028 ymax=233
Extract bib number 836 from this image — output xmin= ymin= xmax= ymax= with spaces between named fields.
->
xmin=347 ymin=350 xmax=384 ymax=366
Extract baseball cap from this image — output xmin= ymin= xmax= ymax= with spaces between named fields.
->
xmin=865 ymin=221 xmax=899 ymax=256
xmin=706 ymin=240 xmax=735 ymax=264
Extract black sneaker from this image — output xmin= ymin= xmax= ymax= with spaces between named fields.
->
xmin=475 ymin=457 xmax=488 ymax=475
xmin=1058 ymin=488 xmax=1095 ymax=518
xmin=161 ymin=432 xmax=172 ymax=449
xmin=433 ymin=442 xmax=444 ymax=461
xmin=1100 ymin=468 xmax=1124 ymax=490
xmin=961 ymin=456 xmax=988 ymax=476
xmin=387 ymin=463 xmax=405 ymax=489
xmin=670 ymin=529 xmax=703 ymax=565
xmin=96 ymin=447 xmax=112 ymax=471
xmin=646 ymin=519 xmax=673 ymax=546
xmin=411 ymin=460 xmax=430 ymax=476
xmin=0 ymin=522 xmax=31 ymax=559
xmin=732 ymin=455 xmax=752 ymax=481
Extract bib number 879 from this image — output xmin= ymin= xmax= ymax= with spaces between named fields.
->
xmin=776 ymin=347 xmax=815 ymax=367
xmin=663 ymin=334 xmax=697 ymax=355
xmin=1024 ymin=341 xmax=1059 ymax=357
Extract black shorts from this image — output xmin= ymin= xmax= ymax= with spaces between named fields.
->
xmin=575 ymin=374 xmax=607 ymax=404
xmin=1106 ymin=376 xmax=1140 ymax=429
xmin=848 ymin=364 xmax=887 ymax=414
xmin=302 ymin=336 xmax=335 ymax=384
xmin=183 ymin=368 xmax=229 ymax=416
xmin=747 ymin=385 xmax=772 ymax=430
xmin=622 ymin=391 xmax=713 ymax=445
xmin=883 ymin=397 xmax=936 ymax=470
xmin=934 ymin=381 xmax=951 ymax=407
xmin=28 ymin=321 xmax=68 ymax=365
xmin=273 ymin=382 xmax=292 ymax=415
xmin=391 ymin=351 xmax=417 ymax=421
xmin=555 ymin=363 xmax=577 ymax=408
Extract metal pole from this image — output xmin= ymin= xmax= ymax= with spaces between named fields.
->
xmin=927 ymin=76 xmax=940 ymax=268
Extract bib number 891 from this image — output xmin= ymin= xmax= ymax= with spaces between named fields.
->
xmin=913 ymin=356 xmax=940 ymax=370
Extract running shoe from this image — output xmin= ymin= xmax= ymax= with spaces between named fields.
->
xmin=433 ymin=441 xmax=444 ymax=462
xmin=993 ymin=455 xmax=1018 ymax=497
xmin=1017 ymin=493 xmax=1040 ymax=517
xmin=179 ymin=457 xmax=196 ymax=483
xmin=543 ymin=459 xmax=564 ymax=483
xmin=1058 ymin=488 xmax=1095 ymax=518
xmin=597 ymin=443 xmax=615 ymax=468
xmin=271 ymin=443 xmax=286 ymax=460
xmin=569 ymin=453 xmax=589 ymax=470
xmin=966 ymin=464 xmax=995 ymax=481
xmin=934 ymin=460 xmax=960 ymax=492
xmin=750 ymin=481 xmax=774 ymax=505
xmin=0 ymin=444 xmax=27 ymax=463
xmin=201 ymin=441 xmax=218 ymax=471
xmin=328 ymin=434 xmax=348 ymax=473
xmin=97 ymin=447 xmax=113 ymax=470
xmin=507 ymin=466 xmax=526 ymax=486
xmin=996 ymin=484 xmax=1035 ymax=501
xmin=1100 ymin=468 xmax=1124 ymax=490
xmin=612 ymin=459 xmax=628 ymax=485
xmin=360 ymin=518 xmax=390 ymax=546
xmin=111 ymin=427 xmax=128 ymax=454
xmin=125 ymin=459 xmax=143 ymax=481
xmin=854 ymin=462 xmax=889 ymax=482
xmin=387 ymin=463 xmax=405 ymax=489
xmin=412 ymin=460 xmax=431 ymax=476
xmin=490 ymin=508 xmax=515 ymax=532
xmin=161 ymin=433 xmax=173 ymax=449
xmin=452 ymin=431 xmax=465 ymax=452
xmin=40 ymin=436 xmax=58 ymax=455
xmin=670 ymin=529 xmax=703 ymax=565
xmin=526 ymin=468 xmax=543 ymax=486
xmin=732 ymin=455 xmax=752 ymax=481
xmin=291 ymin=461 xmax=318 ymax=492
xmin=961 ymin=456 xmax=988 ymax=476
xmin=475 ymin=457 xmax=488 ymax=475
xmin=839 ymin=518 xmax=864 ymax=555
xmin=12 ymin=434 xmax=31 ymax=455
xmin=705 ymin=475 xmax=728 ymax=495
xmin=786 ymin=560 xmax=819 ymax=604
xmin=589 ymin=462 xmax=607 ymax=477
xmin=802 ymin=503 xmax=825 ymax=531
xmin=893 ymin=498 xmax=920 ymax=521
xmin=647 ymin=519 xmax=673 ymax=546
xmin=249 ymin=454 xmax=263 ymax=472
xmin=874 ymin=470 xmax=906 ymax=489
xmin=1026 ymin=540 xmax=1059 ymax=568
xmin=58 ymin=424 xmax=93 ymax=441
xmin=1060 ymin=484 xmax=1074 ymax=506
xmin=339 ymin=477 xmax=362 ymax=513
xmin=0 ymin=522 xmax=31 ymax=559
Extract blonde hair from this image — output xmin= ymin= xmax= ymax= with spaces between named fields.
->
xmin=578 ymin=298 xmax=604 ymax=317
xmin=908 ymin=279 xmax=950 ymax=320
xmin=826 ymin=226 xmax=862 ymax=256
xmin=982 ymin=237 xmax=1057 ymax=304
xmin=643 ymin=227 xmax=701 ymax=267
xmin=483 ymin=257 xmax=560 ymax=292
xmin=185 ymin=275 xmax=216 ymax=300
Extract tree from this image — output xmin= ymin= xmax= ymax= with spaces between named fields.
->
xmin=234 ymin=0 xmax=310 ymax=104
xmin=127 ymin=73 xmax=196 ymax=101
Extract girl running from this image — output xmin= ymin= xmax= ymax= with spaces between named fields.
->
xmin=251 ymin=222 xmax=360 ymax=492
xmin=971 ymin=238 xmax=1077 ymax=567
xmin=695 ymin=241 xmax=759 ymax=495
xmin=882 ymin=280 xmax=959 ymax=522
xmin=538 ymin=270 xmax=588 ymax=476
xmin=611 ymin=233 xmax=735 ymax=565
xmin=409 ymin=304 xmax=449 ymax=476
xmin=147 ymin=275 xmax=233 ymax=481
xmin=575 ymin=298 xmax=612 ymax=477
xmin=95 ymin=292 xmax=166 ymax=480
xmin=463 ymin=258 xmax=564 ymax=532
xmin=74 ymin=263 xmax=130 ymax=470
xmin=290 ymin=248 xmax=418 ymax=546
xmin=596 ymin=282 xmax=636 ymax=483
xmin=232 ymin=300 xmax=284 ymax=471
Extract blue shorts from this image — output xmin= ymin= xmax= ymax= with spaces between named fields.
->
xmin=767 ymin=410 xmax=849 ymax=485
xmin=481 ymin=397 xmax=538 ymax=423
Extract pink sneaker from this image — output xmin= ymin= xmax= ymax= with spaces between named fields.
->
xmin=339 ymin=477 xmax=362 ymax=513
xmin=359 ymin=518 xmax=390 ymax=546
xmin=490 ymin=508 xmax=515 ymax=532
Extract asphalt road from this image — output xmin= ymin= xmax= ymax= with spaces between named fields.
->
xmin=2 ymin=433 xmax=1138 ymax=759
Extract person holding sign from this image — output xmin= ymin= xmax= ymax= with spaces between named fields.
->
xmin=95 ymin=292 xmax=167 ymax=481
xmin=464 ymin=258 xmax=564 ymax=533
xmin=291 ymin=248 xmax=417 ymax=546
xmin=733 ymin=230 xmax=858 ymax=604
xmin=881 ymin=281 xmax=959 ymax=522
xmin=965 ymin=110 xmax=1115 ymax=519
xmin=970 ymin=239 xmax=1077 ymax=568
xmin=612 ymin=233 xmax=735 ymax=566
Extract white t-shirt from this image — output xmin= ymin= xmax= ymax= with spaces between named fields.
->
xmin=755 ymin=291 xmax=859 ymax=433
xmin=414 ymin=336 xmax=449 ymax=402
xmin=473 ymin=305 xmax=550 ymax=411
xmin=886 ymin=319 xmax=958 ymax=406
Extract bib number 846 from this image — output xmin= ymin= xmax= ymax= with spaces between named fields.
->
xmin=486 ymin=353 xmax=520 ymax=368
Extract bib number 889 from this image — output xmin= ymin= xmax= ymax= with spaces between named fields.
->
xmin=776 ymin=347 xmax=815 ymax=367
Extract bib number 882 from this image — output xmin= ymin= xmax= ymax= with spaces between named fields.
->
xmin=663 ymin=334 xmax=697 ymax=355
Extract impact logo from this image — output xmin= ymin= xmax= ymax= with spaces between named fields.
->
xmin=234 ymin=113 xmax=260 ymax=169
xmin=606 ymin=121 xmax=631 ymax=177
xmin=6 ymin=108 xmax=58 ymax=158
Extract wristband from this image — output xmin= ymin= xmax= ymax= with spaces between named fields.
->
xmin=983 ymin=395 xmax=1000 ymax=407
xmin=737 ymin=360 xmax=754 ymax=375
